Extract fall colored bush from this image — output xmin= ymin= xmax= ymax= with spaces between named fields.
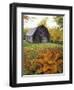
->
xmin=23 ymin=47 xmax=63 ymax=75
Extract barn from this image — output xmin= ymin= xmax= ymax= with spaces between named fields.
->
xmin=25 ymin=25 xmax=50 ymax=43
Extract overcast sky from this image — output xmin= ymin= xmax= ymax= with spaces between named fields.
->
xmin=23 ymin=15 xmax=58 ymax=29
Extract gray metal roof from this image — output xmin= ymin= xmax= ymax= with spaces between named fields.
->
xmin=26 ymin=28 xmax=36 ymax=36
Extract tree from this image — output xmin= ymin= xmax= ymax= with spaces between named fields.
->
xmin=54 ymin=16 xmax=63 ymax=28
xmin=48 ymin=27 xmax=63 ymax=42
xmin=38 ymin=17 xmax=48 ymax=27
xmin=23 ymin=28 xmax=28 ymax=40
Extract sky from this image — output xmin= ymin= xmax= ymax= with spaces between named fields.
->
xmin=23 ymin=15 xmax=58 ymax=29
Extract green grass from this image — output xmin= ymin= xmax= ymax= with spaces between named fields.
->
xmin=23 ymin=41 xmax=63 ymax=49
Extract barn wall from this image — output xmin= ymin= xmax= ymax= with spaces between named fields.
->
xmin=26 ymin=36 xmax=33 ymax=42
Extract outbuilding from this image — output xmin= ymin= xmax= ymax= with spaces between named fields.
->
xmin=26 ymin=25 xmax=50 ymax=43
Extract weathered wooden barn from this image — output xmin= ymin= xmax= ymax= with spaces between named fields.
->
xmin=25 ymin=25 xmax=50 ymax=43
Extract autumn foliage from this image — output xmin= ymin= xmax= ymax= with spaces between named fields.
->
xmin=23 ymin=47 xmax=63 ymax=75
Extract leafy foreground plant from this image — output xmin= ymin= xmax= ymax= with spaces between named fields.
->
xmin=23 ymin=47 xmax=63 ymax=75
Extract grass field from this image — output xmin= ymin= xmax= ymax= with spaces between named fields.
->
xmin=24 ymin=41 xmax=63 ymax=49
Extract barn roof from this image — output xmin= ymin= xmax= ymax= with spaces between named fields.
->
xmin=26 ymin=28 xmax=36 ymax=36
